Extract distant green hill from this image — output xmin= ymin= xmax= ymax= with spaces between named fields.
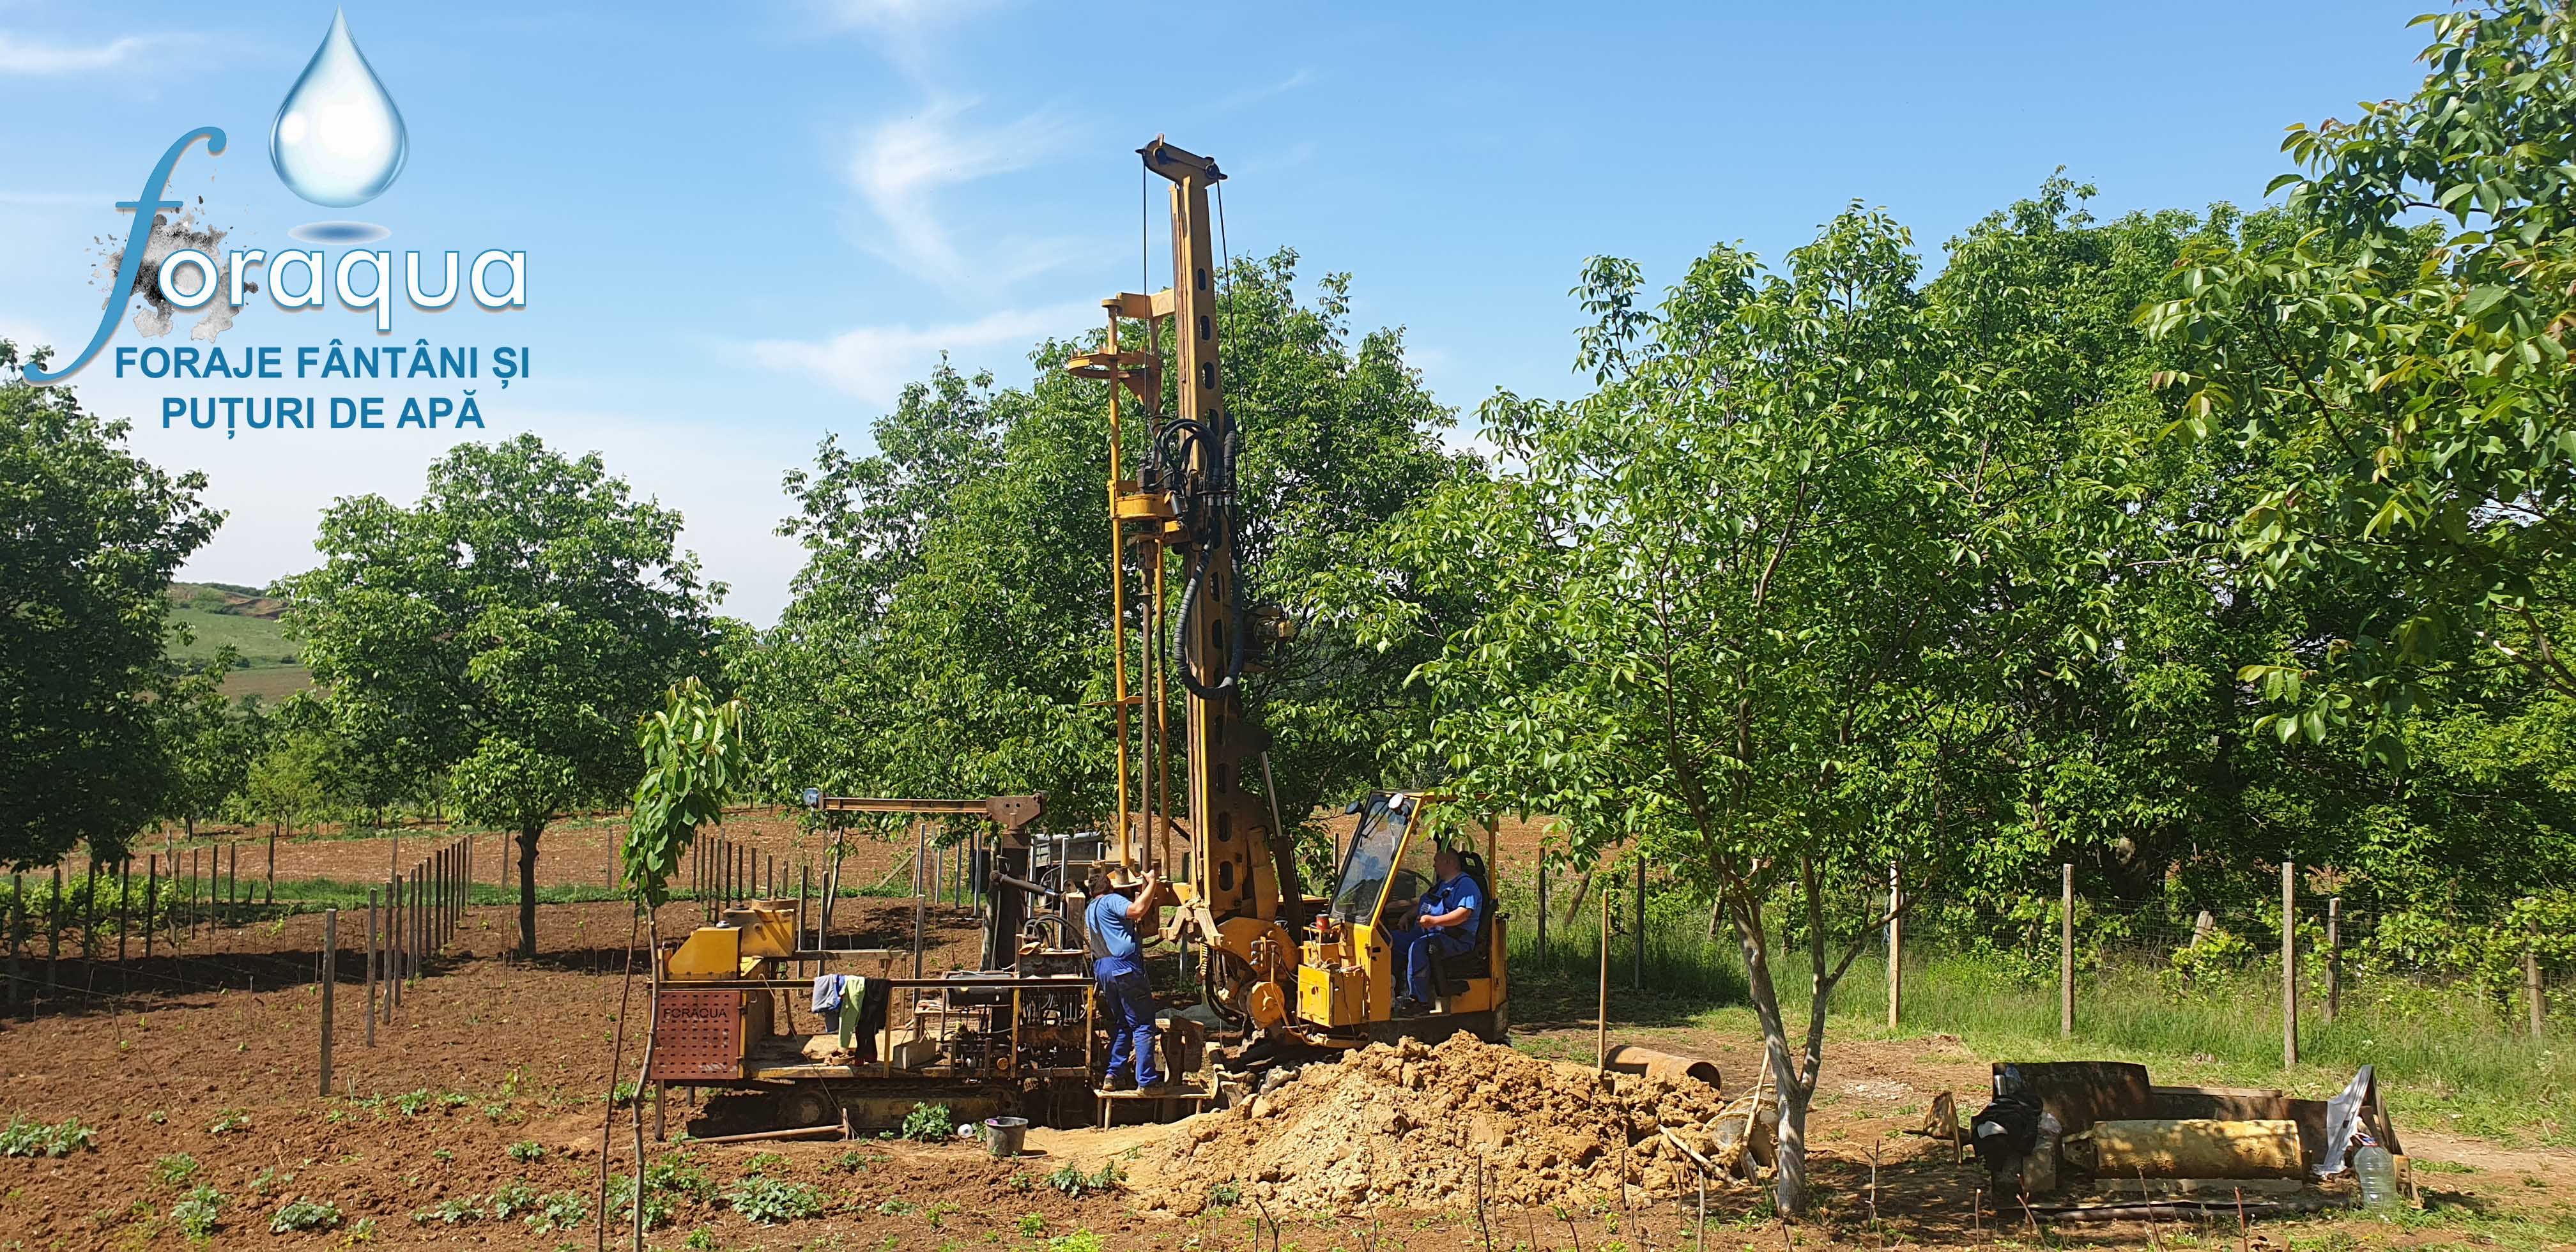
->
xmin=167 ymin=581 xmax=311 ymax=699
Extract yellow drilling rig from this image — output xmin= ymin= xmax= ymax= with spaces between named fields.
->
xmin=1077 ymin=137 xmax=1509 ymax=1050
xmin=644 ymin=139 xmax=1508 ymax=1140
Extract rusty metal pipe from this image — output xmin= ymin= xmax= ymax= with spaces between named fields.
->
xmin=1603 ymin=1044 xmax=1722 ymax=1090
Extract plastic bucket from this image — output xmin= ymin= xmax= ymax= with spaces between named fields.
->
xmin=983 ymin=1116 xmax=1029 ymax=1159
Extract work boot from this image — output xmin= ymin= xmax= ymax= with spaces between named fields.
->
xmin=1103 ymin=1073 xmax=1136 ymax=1092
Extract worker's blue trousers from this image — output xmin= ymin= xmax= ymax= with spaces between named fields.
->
xmin=1094 ymin=966 xmax=1161 ymax=1087
xmin=1398 ymin=927 xmax=1476 ymax=1003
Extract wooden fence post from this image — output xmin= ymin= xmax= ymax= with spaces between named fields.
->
xmin=142 ymin=860 xmax=156 ymax=960
xmin=2059 ymin=864 xmax=2074 ymax=1038
xmin=1887 ymin=861 xmax=1903 ymax=1031
xmin=319 ymin=908 xmax=337 ymax=1096
xmin=1596 ymin=882 xmax=1611 ymax=1074
xmin=366 ymin=889 xmax=378 ymax=1047
xmin=2281 ymin=861 xmax=2299 ymax=1069
xmin=49 ymin=863 xmax=62 ymax=998
xmin=1536 ymin=859 xmax=1549 ymax=966
xmin=1633 ymin=857 xmax=1646 ymax=991
xmin=2324 ymin=897 xmax=2340 ymax=1025
xmin=2530 ymin=923 xmax=2548 ymax=1041
xmin=6 ymin=875 xmax=20 ymax=1018
xmin=390 ymin=873 xmax=404 ymax=1009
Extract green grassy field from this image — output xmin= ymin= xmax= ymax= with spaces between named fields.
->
xmin=167 ymin=581 xmax=311 ymax=698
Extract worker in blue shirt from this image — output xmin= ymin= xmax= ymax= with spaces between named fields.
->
xmin=1392 ymin=845 xmax=1483 ymax=1014
xmin=1084 ymin=864 xmax=1169 ymax=1091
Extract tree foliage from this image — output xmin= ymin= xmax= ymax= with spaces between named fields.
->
xmin=0 ymin=342 xmax=220 ymax=867
xmin=733 ymin=253 xmax=1468 ymax=850
xmin=2148 ymin=0 xmax=2576 ymax=747
xmin=624 ymin=678 xmax=749 ymax=907
xmin=282 ymin=434 xmax=723 ymax=954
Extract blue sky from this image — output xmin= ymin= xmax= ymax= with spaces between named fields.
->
xmin=1 ymin=0 xmax=2432 ymax=623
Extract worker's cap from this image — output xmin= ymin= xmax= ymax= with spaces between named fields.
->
xmin=1100 ymin=862 xmax=1150 ymax=890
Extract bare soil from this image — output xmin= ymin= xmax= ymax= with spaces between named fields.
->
xmin=7 ymin=813 xmax=2570 ymax=1249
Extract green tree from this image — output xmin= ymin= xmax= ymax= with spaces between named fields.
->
xmin=0 ymin=342 xmax=221 ymax=868
xmin=736 ymin=253 xmax=1468 ymax=843
xmin=282 ymin=435 xmax=723 ymax=956
xmin=238 ymin=712 xmax=336 ymax=843
xmin=155 ymin=650 xmax=263 ymax=840
xmin=1362 ymin=208 xmax=2131 ymax=1214
xmin=2146 ymin=0 xmax=2576 ymax=746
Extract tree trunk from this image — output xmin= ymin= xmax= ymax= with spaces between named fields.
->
xmin=518 ymin=822 xmax=542 ymax=959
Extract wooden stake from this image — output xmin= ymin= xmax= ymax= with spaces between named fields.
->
xmin=319 ymin=908 xmax=337 ymax=1096
xmin=1886 ymin=862 xmax=1903 ymax=1030
xmin=2325 ymin=896 xmax=2341 ymax=1024
xmin=2058 ymin=863 xmax=2074 ymax=1037
xmin=2281 ymin=861 xmax=2298 ymax=1069
xmin=1597 ymin=881 xmax=1611 ymax=1074
xmin=365 ymin=889 xmax=378 ymax=1047
xmin=2529 ymin=923 xmax=2548 ymax=1041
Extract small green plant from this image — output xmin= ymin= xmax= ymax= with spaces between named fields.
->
xmin=877 ymin=1197 xmax=919 ymax=1216
xmin=431 ymin=1147 xmax=455 ymax=1163
xmin=683 ymin=1229 xmax=718 ymax=1251
xmin=153 ymin=1153 xmax=201 ymax=1186
xmin=726 ymin=1176 xmax=825 ymax=1225
xmin=394 ymin=1089 xmax=435 ymax=1117
xmin=0 ymin=1115 xmax=96 ymax=1157
xmin=204 ymin=1110 xmax=249 ymax=1136
xmin=271 ymin=1196 xmax=344 ymax=1233
xmin=507 ymin=1140 xmax=547 ymax=1163
xmin=900 ymin=1101 xmax=954 ymax=1142
xmin=830 ymin=1149 xmax=875 ymax=1173
xmin=1045 ymin=1161 xmax=1124 ymax=1197
xmin=249 ymin=1165 xmax=292 ymax=1196
xmin=414 ymin=1196 xmax=483 ymax=1225
xmin=438 ymin=1092 xmax=470 ymax=1109
xmin=1207 ymin=1181 xmax=1241 ymax=1208
xmin=742 ymin=1150 xmax=791 ymax=1176
xmin=347 ymin=1215 xmax=379 ymax=1242
xmin=487 ymin=1182 xmax=540 ymax=1220
xmin=1016 ymin=1213 xmax=1048 ymax=1238
xmin=526 ymin=1190 xmax=589 ymax=1233
xmin=171 ymin=1185 xmax=227 ymax=1241
xmin=1007 ymin=1172 xmax=1035 ymax=1194
xmin=1047 ymin=1230 xmax=1105 ymax=1252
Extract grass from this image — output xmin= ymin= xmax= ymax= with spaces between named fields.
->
xmin=165 ymin=603 xmax=297 ymax=669
xmin=1512 ymin=899 xmax=2575 ymax=1148
xmin=1820 ymin=952 xmax=2576 ymax=1146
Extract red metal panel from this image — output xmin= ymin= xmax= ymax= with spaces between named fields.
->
xmin=650 ymin=989 xmax=744 ymax=1081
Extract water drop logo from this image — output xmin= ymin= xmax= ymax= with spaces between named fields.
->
xmin=270 ymin=8 xmax=406 ymax=210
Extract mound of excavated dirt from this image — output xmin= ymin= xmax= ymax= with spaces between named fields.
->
xmin=1145 ymin=1034 xmax=1733 ymax=1214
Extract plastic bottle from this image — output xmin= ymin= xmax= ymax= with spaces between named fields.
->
xmin=2353 ymin=1136 xmax=2400 ymax=1212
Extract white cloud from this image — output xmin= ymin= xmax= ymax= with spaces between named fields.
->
xmin=845 ymin=98 xmax=1081 ymax=287
xmin=0 ymin=32 xmax=172 ymax=75
xmin=747 ymin=300 xmax=1094 ymax=406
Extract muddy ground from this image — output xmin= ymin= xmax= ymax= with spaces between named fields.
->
xmin=5 ymin=814 xmax=2571 ymax=1249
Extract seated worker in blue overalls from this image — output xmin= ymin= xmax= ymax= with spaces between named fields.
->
xmin=1392 ymin=844 xmax=1483 ymax=1015
xmin=1084 ymin=864 xmax=1172 ymax=1091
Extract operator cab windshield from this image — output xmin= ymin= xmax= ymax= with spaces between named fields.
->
xmin=1329 ymin=793 xmax=1414 ymax=924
